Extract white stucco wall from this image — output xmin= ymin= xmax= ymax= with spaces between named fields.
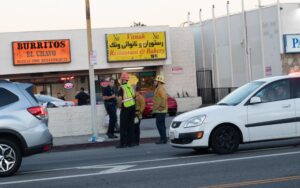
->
xmin=280 ymin=4 xmax=300 ymax=36
xmin=192 ymin=4 xmax=286 ymax=88
xmin=163 ymin=28 xmax=198 ymax=98
xmin=48 ymin=97 xmax=202 ymax=138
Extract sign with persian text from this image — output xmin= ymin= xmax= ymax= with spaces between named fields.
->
xmin=106 ymin=32 xmax=167 ymax=62
xmin=12 ymin=39 xmax=71 ymax=65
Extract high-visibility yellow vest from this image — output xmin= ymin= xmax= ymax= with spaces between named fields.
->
xmin=121 ymin=84 xmax=135 ymax=108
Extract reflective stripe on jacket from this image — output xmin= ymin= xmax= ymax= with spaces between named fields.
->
xmin=121 ymin=84 xmax=135 ymax=108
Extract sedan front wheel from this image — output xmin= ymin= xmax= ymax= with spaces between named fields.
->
xmin=210 ymin=125 xmax=240 ymax=154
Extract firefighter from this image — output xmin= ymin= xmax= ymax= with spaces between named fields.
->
xmin=133 ymin=85 xmax=145 ymax=146
xmin=153 ymin=75 xmax=168 ymax=144
xmin=116 ymin=72 xmax=136 ymax=148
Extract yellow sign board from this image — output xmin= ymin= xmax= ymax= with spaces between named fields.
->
xmin=106 ymin=32 xmax=167 ymax=62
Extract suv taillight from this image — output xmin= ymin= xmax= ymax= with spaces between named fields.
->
xmin=27 ymin=106 xmax=48 ymax=120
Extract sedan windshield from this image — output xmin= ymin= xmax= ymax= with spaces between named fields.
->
xmin=217 ymin=81 xmax=265 ymax=106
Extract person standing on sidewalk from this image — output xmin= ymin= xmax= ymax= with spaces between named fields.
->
xmin=153 ymin=75 xmax=168 ymax=144
xmin=116 ymin=72 xmax=136 ymax=148
xmin=133 ymin=85 xmax=145 ymax=146
xmin=75 ymin=88 xmax=90 ymax=106
xmin=103 ymin=78 xmax=118 ymax=139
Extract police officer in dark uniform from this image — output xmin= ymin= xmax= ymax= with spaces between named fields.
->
xmin=102 ymin=78 xmax=118 ymax=139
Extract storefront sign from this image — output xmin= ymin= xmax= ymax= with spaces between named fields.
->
xmin=284 ymin=34 xmax=300 ymax=53
xmin=64 ymin=82 xmax=73 ymax=90
xmin=12 ymin=39 xmax=71 ymax=65
xmin=172 ymin=66 xmax=184 ymax=74
xmin=106 ymin=32 xmax=167 ymax=62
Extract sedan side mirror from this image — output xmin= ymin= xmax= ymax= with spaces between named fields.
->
xmin=249 ymin=97 xmax=262 ymax=105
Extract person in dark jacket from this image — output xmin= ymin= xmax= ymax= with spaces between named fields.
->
xmin=103 ymin=78 xmax=118 ymax=139
xmin=75 ymin=88 xmax=90 ymax=105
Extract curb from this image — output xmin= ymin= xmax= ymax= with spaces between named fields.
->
xmin=52 ymin=137 xmax=160 ymax=152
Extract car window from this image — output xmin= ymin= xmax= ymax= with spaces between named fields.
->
xmin=26 ymin=86 xmax=38 ymax=103
xmin=254 ymin=79 xmax=291 ymax=103
xmin=293 ymin=78 xmax=300 ymax=98
xmin=218 ymin=81 xmax=265 ymax=106
xmin=0 ymin=87 xmax=19 ymax=107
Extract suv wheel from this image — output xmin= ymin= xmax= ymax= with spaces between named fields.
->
xmin=0 ymin=139 xmax=22 ymax=177
xmin=210 ymin=125 xmax=240 ymax=154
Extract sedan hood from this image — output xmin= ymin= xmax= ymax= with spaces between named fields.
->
xmin=173 ymin=105 xmax=229 ymax=122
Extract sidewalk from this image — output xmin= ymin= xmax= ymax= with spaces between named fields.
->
xmin=53 ymin=130 xmax=162 ymax=151
xmin=52 ymin=117 xmax=174 ymax=151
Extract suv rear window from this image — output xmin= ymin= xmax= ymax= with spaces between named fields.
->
xmin=0 ymin=88 xmax=19 ymax=107
xmin=26 ymin=86 xmax=38 ymax=103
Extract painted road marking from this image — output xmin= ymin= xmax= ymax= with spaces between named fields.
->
xmin=1 ymin=150 xmax=300 ymax=186
xmin=77 ymin=164 xmax=135 ymax=174
xmin=202 ymin=175 xmax=300 ymax=188
xmin=20 ymin=145 xmax=297 ymax=175
xmin=20 ymin=153 xmax=213 ymax=175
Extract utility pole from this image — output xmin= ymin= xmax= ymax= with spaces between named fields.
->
xmin=85 ymin=0 xmax=104 ymax=142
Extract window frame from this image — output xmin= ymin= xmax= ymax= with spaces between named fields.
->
xmin=247 ymin=78 xmax=293 ymax=104
xmin=0 ymin=87 xmax=19 ymax=108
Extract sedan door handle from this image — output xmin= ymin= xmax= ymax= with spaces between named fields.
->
xmin=282 ymin=104 xmax=291 ymax=108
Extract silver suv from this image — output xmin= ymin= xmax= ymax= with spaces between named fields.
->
xmin=0 ymin=80 xmax=53 ymax=177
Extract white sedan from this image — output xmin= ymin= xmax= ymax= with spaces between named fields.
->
xmin=169 ymin=75 xmax=300 ymax=154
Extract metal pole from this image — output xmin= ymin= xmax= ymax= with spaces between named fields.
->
xmin=248 ymin=47 xmax=253 ymax=80
xmin=85 ymin=0 xmax=104 ymax=142
xmin=241 ymin=0 xmax=250 ymax=82
xmin=258 ymin=0 xmax=266 ymax=77
xmin=277 ymin=0 xmax=283 ymax=63
xmin=227 ymin=1 xmax=234 ymax=87
xmin=199 ymin=9 xmax=207 ymax=89
xmin=212 ymin=5 xmax=220 ymax=88
xmin=211 ymin=53 xmax=215 ymax=88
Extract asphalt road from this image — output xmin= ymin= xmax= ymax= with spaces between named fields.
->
xmin=1 ymin=139 xmax=300 ymax=188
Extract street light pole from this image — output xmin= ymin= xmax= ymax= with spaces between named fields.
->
xmin=85 ymin=0 xmax=104 ymax=142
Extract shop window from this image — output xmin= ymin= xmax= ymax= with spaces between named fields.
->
xmin=139 ymin=72 xmax=156 ymax=91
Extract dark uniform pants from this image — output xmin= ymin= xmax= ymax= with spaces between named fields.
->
xmin=105 ymin=102 xmax=117 ymax=135
xmin=156 ymin=113 xmax=167 ymax=141
xmin=120 ymin=105 xmax=135 ymax=146
xmin=134 ymin=118 xmax=141 ymax=144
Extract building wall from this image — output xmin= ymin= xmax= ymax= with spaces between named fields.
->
xmin=280 ymin=3 xmax=300 ymax=74
xmin=163 ymin=28 xmax=198 ymax=98
xmin=281 ymin=4 xmax=300 ymax=36
xmin=0 ymin=26 xmax=173 ymax=75
xmin=0 ymin=30 xmax=89 ymax=75
xmin=0 ymin=26 xmax=198 ymax=98
xmin=193 ymin=4 xmax=284 ymax=88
